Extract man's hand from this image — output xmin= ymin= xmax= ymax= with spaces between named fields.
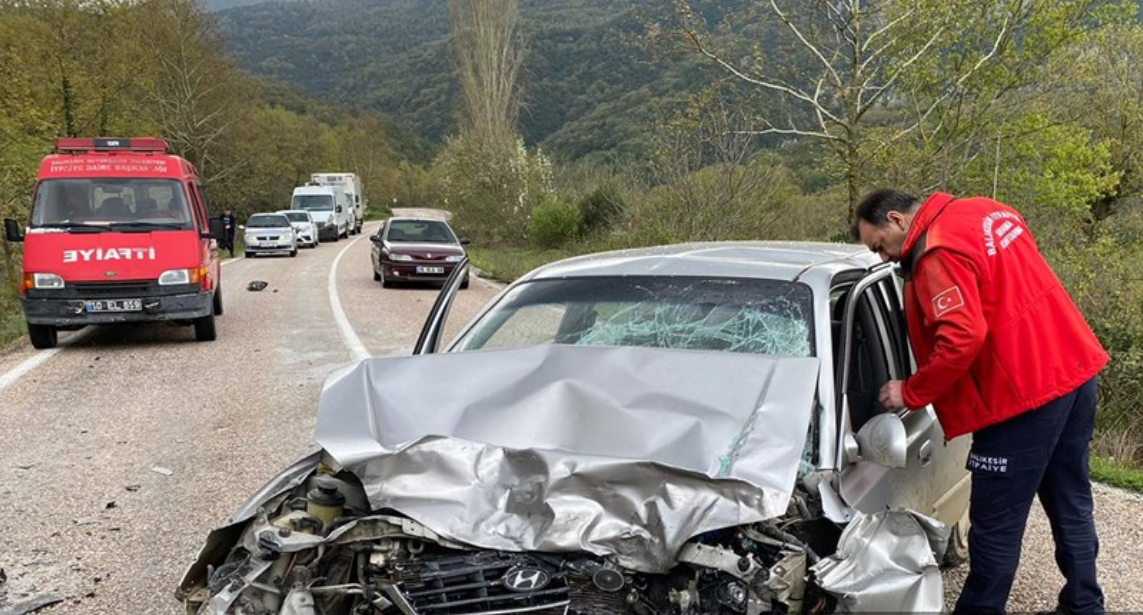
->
xmin=879 ymin=380 xmax=907 ymax=411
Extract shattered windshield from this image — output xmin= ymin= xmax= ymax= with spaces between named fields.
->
xmin=454 ymin=276 xmax=814 ymax=357
xmin=30 ymin=178 xmax=193 ymax=229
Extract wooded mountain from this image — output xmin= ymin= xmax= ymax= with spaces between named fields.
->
xmin=211 ymin=0 xmax=711 ymax=160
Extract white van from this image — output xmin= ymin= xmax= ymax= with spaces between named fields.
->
xmin=311 ymin=173 xmax=365 ymax=235
xmin=290 ymin=185 xmax=349 ymax=242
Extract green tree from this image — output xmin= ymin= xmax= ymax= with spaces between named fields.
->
xmin=661 ymin=0 xmax=1116 ymax=217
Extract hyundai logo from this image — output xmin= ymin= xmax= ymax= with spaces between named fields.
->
xmin=502 ymin=567 xmax=550 ymax=592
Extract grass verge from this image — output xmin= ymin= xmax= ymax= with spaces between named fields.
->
xmin=1090 ymin=456 xmax=1143 ymax=494
xmin=0 ymin=305 xmax=26 ymax=349
xmin=467 ymin=246 xmax=572 ymax=283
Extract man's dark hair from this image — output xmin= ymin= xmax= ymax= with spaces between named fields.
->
xmin=849 ymin=188 xmax=920 ymax=241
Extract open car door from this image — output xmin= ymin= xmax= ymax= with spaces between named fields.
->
xmin=413 ymin=258 xmax=469 ymax=355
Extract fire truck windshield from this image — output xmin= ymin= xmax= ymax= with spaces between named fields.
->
xmin=31 ymin=179 xmax=194 ymax=230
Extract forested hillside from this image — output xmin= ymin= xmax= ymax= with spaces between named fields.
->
xmin=213 ymin=0 xmax=715 ymax=159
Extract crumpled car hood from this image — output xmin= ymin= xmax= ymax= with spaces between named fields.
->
xmin=315 ymin=344 xmax=819 ymax=572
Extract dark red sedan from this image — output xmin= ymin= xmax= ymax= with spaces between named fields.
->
xmin=370 ymin=217 xmax=470 ymax=288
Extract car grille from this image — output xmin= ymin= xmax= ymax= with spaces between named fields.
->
xmin=71 ymin=281 xmax=153 ymax=296
xmin=43 ymin=280 xmax=197 ymax=299
xmin=391 ymin=552 xmax=570 ymax=614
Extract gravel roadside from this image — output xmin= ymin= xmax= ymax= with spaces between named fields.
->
xmin=942 ymin=482 xmax=1143 ymax=611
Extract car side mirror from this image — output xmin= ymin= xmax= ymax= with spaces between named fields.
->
xmin=336 ymin=205 xmax=343 ymax=213
xmin=238 ymin=225 xmax=246 ymax=231
xmin=4 ymin=218 xmax=25 ymax=242
xmin=854 ymin=413 xmax=908 ymax=469
xmin=206 ymin=217 xmax=225 ymax=240
xmin=460 ymin=238 xmax=471 ymax=245
xmin=370 ymin=235 xmax=383 ymax=244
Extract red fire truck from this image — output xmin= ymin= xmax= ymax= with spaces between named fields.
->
xmin=3 ymin=138 xmax=225 ymax=349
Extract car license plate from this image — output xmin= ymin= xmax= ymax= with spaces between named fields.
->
xmin=416 ymin=266 xmax=445 ymax=274
xmin=85 ymin=299 xmax=142 ymax=312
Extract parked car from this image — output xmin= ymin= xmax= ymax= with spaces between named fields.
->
xmin=243 ymin=213 xmax=298 ymax=258
xmin=179 ymin=242 xmax=971 ymax=615
xmin=369 ymin=217 xmax=469 ymax=288
xmin=278 ymin=209 xmax=319 ymax=248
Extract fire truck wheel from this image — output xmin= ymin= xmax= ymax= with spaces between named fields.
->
xmin=27 ymin=323 xmax=58 ymax=349
xmin=213 ymin=287 xmax=224 ymax=316
xmin=194 ymin=312 xmax=217 ymax=342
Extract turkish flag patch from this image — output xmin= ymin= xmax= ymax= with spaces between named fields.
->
xmin=932 ymin=286 xmax=965 ymax=317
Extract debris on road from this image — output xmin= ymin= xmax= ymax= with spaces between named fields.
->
xmin=247 ymin=280 xmax=268 ymax=292
xmin=72 ymin=518 xmax=97 ymax=527
xmin=124 ymin=484 xmax=141 ymax=492
xmin=150 ymin=467 xmax=173 ymax=477
xmin=0 ymin=595 xmax=64 ymax=615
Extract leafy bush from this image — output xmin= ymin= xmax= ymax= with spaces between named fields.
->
xmin=577 ymin=185 xmax=626 ymax=235
xmin=529 ymin=196 xmax=582 ymax=247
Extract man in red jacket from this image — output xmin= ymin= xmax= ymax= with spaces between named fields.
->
xmin=851 ymin=188 xmax=1108 ymax=615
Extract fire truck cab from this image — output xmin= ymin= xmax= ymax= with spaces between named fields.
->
xmin=3 ymin=138 xmax=225 ymax=349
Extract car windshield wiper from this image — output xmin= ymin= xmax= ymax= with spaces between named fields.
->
xmin=108 ymin=221 xmax=185 ymax=231
xmin=36 ymin=223 xmax=110 ymax=233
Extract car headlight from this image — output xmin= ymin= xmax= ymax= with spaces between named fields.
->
xmin=26 ymin=273 xmax=64 ymax=290
xmin=245 ymin=234 xmax=257 ymax=243
xmin=445 ymin=255 xmax=464 ymax=263
xmin=158 ymin=268 xmax=205 ymax=285
xmin=390 ymin=253 xmax=414 ymax=262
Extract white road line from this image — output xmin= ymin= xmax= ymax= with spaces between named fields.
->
xmin=0 ymin=328 xmax=93 ymax=392
xmin=328 ymin=231 xmax=374 ymax=363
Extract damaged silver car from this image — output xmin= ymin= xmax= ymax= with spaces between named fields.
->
xmin=178 ymin=243 xmax=971 ymax=614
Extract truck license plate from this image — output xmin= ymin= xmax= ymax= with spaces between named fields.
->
xmin=85 ymin=299 xmax=142 ymax=312
xmin=416 ymin=266 xmax=445 ymax=274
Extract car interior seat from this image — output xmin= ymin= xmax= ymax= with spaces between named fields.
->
xmin=99 ymin=197 xmax=130 ymax=220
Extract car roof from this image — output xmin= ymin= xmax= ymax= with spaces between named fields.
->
xmin=249 ymin=213 xmax=288 ymax=221
xmin=277 ymin=210 xmax=312 ymax=216
xmin=386 ymin=217 xmax=453 ymax=225
xmin=520 ymin=241 xmax=880 ymax=283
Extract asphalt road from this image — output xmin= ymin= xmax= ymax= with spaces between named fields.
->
xmin=0 ymin=223 xmax=1140 ymax=613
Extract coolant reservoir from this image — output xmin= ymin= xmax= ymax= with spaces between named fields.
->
xmin=306 ymin=475 xmax=346 ymax=526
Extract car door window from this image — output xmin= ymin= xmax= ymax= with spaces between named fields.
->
xmin=845 ymin=291 xmax=892 ymax=432
xmin=834 ymin=268 xmax=896 ymax=434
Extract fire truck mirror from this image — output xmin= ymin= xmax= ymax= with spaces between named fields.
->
xmin=206 ymin=217 xmax=225 ymax=240
xmin=4 ymin=218 xmax=24 ymax=242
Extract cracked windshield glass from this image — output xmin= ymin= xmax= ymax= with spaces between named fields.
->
xmin=456 ymin=275 xmax=813 ymax=356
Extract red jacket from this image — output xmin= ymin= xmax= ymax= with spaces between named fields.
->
xmin=899 ymin=192 xmax=1108 ymax=439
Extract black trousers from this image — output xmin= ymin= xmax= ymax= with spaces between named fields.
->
xmin=954 ymin=377 xmax=1103 ymax=614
